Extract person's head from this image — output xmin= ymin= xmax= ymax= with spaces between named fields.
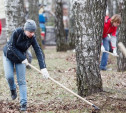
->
xmin=63 ymin=4 xmax=68 ymax=16
xmin=111 ymin=14 xmax=121 ymax=27
xmin=24 ymin=19 xmax=37 ymax=38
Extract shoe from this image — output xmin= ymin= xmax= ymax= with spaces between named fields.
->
xmin=100 ymin=67 xmax=106 ymax=71
xmin=11 ymin=90 xmax=17 ymax=100
xmin=100 ymin=69 xmax=106 ymax=71
xmin=106 ymin=68 xmax=112 ymax=71
xmin=100 ymin=68 xmax=112 ymax=71
xmin=20 ymin=104 xmax=27 ymax=111
xmin=26 ymin=65 xmax=31 ymax=69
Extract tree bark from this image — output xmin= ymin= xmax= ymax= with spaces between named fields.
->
xmin=55 ymin=0 xmax=67 ymax=51
xmin=4 ymin=0 xmax=25 ymax=40
xmin=117 ymin=1 xmax=126 ymax=71
xmin=107 ymin=0 xmax=120 ymax=17
xmin=67 ymin=0 xmax=75 ymax=50
xmin=73 ymin=0 xmax=107 ymax=96
xmin=28 ymin=0 xmax=43 ymax=58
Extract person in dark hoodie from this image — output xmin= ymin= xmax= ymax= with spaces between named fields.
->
xmin=3 ymin=19 xmax=50 ymax=111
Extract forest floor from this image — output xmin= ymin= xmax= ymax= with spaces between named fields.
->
xmin=0 ymin=46 xmax=126 ymax=113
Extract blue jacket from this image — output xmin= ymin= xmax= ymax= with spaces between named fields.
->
xmin=3 ymin=28 xmax=46 ymax=69
xmin=39 ymin=14 xmax=46 ymax=23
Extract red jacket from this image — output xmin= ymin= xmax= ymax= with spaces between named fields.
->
xmin=0 ymin=20 xmax=2 ymax=35
xmin=102 ymin=16 xmax=117 ymax=38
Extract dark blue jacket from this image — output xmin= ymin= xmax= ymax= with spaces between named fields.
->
xmin=3 ymin=28 xmax=46 ymax=69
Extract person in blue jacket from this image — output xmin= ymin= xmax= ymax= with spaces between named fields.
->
xmin=3 ymin=20 xmax=50 ymax=111
xmin=39 ymin=13 xmax=46 ymax=45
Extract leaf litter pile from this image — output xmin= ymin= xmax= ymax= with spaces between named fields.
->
xmin=0 ymin=47 xmax=126 ymax=113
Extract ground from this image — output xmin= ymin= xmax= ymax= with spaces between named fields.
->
xmin=0 ymin=46 xmax=126 ymax=113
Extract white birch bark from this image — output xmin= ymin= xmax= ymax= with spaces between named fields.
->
xmin=73 ymin=0 xmax=107 ymax=96
xmin=4 ymin=0 xmax=25 ymax=40
xmin=117 ymin=0 xmax=126 ymax=71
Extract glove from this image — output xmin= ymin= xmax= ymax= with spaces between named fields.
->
xmin=101 ymin=45 xmax=105 ymax=52
xmin=113 ymin=48 xmax=117 ymax=56
xmin=108 ymin=34 xmax=111 ymax=39
xmin=22 ymin=59 xmax=29 ymax=66
xmin=41 ymin=68 xmax=50 ymax=79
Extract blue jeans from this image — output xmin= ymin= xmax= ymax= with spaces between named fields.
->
xmin=3 ymin=54 xmax=27 ymax=106
xmin=100 ymin=37 xmax=110 ymax=70
xmin=65 ymin=29 xmax=69 ymax=42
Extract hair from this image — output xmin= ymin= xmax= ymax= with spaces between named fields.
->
xmin=111 ymin=14 xmax=121 ymax=24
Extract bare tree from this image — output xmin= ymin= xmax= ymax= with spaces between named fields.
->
xmin=28 ymin=0 xmax=43 ymax=57
xmin=67 ymin=0 xmax=75 ymax=50
xmin=55 ymin=0 xmax=67 ymax=51
xmin=117 ymin=0 xmax=126 ymax=71
xmin=73 ymin=0 xmax=107 ymax=96
xmin=107 ymin=0 xmax=122 ymax=17
xmin=4 ymin=0 xmax=25 ymax=40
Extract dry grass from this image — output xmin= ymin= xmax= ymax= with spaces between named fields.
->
xmin=0 ymin=47 xmax=126 ymax=113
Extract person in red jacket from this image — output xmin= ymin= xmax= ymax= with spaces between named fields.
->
xmin=100 ymin=14 xmax=121 ymax=71
xmin=0 ymin=19 xmax=2 ymax=35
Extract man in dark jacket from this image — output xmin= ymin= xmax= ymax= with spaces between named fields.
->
xmin=3 ymin=20 xmax=49 ymax=111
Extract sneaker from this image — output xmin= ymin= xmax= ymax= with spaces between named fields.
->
xmin=106 ymin=68 xmax=112 ymax=71
xmin=26 ymin=65 xmax=31 ymax=69
xmin=20 ymin=104 xmax=27 ymax=111
xmin=11 ymin=90 xmax=17 ymax=100
xmin=100 ymin=68 xmax=106 ymax=71
xmin=100 ymin=68 xmax=112 ymax=71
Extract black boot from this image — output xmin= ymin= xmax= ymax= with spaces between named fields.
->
xmin=10 ymin=90 xmax=17 ymax=100
xmin=20 ymin=104 xmax=27 ymax=111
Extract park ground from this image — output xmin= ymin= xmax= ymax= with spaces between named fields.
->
xmin=0 ymin=46 xmax=126 ymax=113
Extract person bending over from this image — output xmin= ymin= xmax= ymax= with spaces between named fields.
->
xmin=100 ymin=14 xmax=121 ymax=71
xmin=3 ymin=19 xmax=49 ymax=111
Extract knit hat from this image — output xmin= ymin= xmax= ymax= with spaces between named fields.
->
xmin=24 ymin=19 xmax=37 ymax=32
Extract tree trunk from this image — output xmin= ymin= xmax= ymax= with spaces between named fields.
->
xmin=67 ymin=16 xmax=75 ymax=50
xmin=107 ymin=0 xmax=113 ymax=16
xmin=107 ymin=0 xmax=120 ymax=17
xmin=115 ymin=0 xmax=120 ymax=14
xmin=117 ymin=1 xmax=126 ymax=71
xmin=4 ymin=0 xmax=25 ymax=40
xmin=67 ymin=0 xmax=75 ymax=50
xmin=28 ymin=0 xmax=43 ymax=58
xmin=55 ymin=0 xmax=67 ymax=51
xmin=73 ymin=0 xmax=107 ymax=97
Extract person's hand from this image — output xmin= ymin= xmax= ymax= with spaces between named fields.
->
xmin=101 ymin=45 xmax=105 ymax=52
xmin=113 ymin=48 xmax=117 ymax=56
xmin=41 ymin=68 xmax=50 ymax=79
xmin=22 ymin=59 xmax=29 ymax=66
xmin=108 ymin=34 xmax=111 ymax=39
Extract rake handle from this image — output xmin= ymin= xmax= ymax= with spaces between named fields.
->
xmin=102 ymin=50 xmax=119 ymax=57
xmin=28 ymin=63 xmax=99 ymax=109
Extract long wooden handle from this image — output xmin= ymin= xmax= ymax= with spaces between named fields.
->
xmin=102 ymin=50 xmax=119 ymax=57
xmin=27 ymin=63 xmax=94 ymax=106
xmin=118 ymin=42 xmax=126 ymax=57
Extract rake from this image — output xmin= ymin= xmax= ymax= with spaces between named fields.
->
xmin=27 ymin=63 xmax=100 ymax=112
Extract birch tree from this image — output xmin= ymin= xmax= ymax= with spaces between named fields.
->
xmin=28 ymin=0 xmax=42 ymax=47
xmin=73 ymin=0 xmax=107 ymax=96
xmin=28 ymin=0 xmax=43 ymax=57
xmin=117 ymin=0 xmax=126 ymax=71
xmin=55 ymin=0 xmax=67 ymax=51
xmin=107 ymin=0 xmax=122 ymax=17
xmin=67 ymin=0 xmax=75 ymax=50
xmin=4 ymin=0 xmax=25 ymax=40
